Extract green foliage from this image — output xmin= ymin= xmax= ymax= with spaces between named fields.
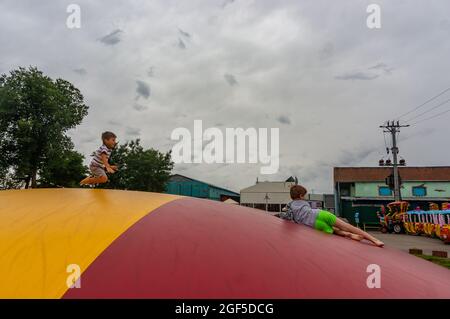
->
xmin=417 ymin=254 xmax=450 ymax=269
xmin=38 ymin=150 xmax=88 ymax=188
xmin=0 ymin=168 xmax=22 ymax=189
xmin=104 ymin=139 xmax=173 ymax=192
xmin=0 ymin=66 xmax=88 ymax=188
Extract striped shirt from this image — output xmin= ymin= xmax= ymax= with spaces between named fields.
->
xmin=91 ymin=144 xmax=112 ymax=167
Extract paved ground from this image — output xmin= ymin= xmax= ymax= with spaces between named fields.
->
xmin=368 ymin=231 xmax=450 ymax=257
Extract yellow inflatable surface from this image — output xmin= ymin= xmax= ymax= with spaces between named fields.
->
xmin=0 ymin=188 xmax=179 ymax=298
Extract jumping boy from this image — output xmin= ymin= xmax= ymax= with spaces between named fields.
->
xmin=80 ymin=131 xmax=118 ymax=186
xmin=282 ymin=185 xmax=384 ymax=247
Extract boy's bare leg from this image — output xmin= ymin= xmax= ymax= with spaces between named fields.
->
xmin=79 ymin=176 xmax=92 ymax=185
xmin=333 ymin=227 xmax=363 ymax=241
xmin=80 ymin=176 xmax=107 ymax=185
xmin=334 ymin=219 xmax=384 ymax=247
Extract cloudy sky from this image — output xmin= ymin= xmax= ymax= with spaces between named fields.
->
xmin=1 ymin=0 xmax=450 ymax=193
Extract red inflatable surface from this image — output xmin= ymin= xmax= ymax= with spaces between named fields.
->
xmin=64 ymin=197 xmax=450 ymax=299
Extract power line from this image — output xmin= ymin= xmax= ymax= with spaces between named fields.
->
xmin=383 ymin=131 xmax=388 ymax=149
xmin=382 ymin=131 xmax=390 ymax=157
xmin=396 ymin=86 xmax=450 ymax=120
xmin=404 ymin=97 xmax=450 ymax=123
xmin=410 ymin=108 xmax=450 ymax=125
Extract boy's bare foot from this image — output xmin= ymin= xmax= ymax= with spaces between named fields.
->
xmin=79 ymin=177 xmax=91 ymax=186
xmin=373 ymin=240 xmax=385 ymax=247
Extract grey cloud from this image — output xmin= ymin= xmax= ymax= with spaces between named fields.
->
xmin=81 ymin=136 xmax=96 ymax=143
xmin=335 ymin=72 xmax=379 ymax=81
xmin=99 ymin=29 xmax=123 ymax=46
xmin=439 ymin=19 xmax=450 ymax=30
xmin=335 ymin=63 xmax=393 ymax=81
xmin=147 ymin=66 xmax=155 ymax=77
xmin=299 ymin=170 xmax=320 ymax=185
xmin=221 ymin=0 xmax=235 ymax=8
xmin=133 ymin=104 xmax=148 ymax=111
xmin=107 ymin=120 xmax=121 ymax=126
xmin=335 ymin=147 xmax=375 ymax=166
xmin=136 ymin=80 xmax=151 ymax=99
xmin=126 ymin=127 xmax=141 ymax=136
xmin=281 ymin=165 xmax=319 ymax=185
xmin=277 ymin=115 xmax=291 ymax=125
xmin=73 ymin=68 xmax=87 ymax=75
xmin=177 ymin=38 xmax=186 ymax=49
xmin=3 ymin=0 xmax=449 ymax=193
xmin=368 ymin=63 xmax=388 ymax=70
xmin=178 ymin=28 xmax=191 ymax=38
xmin=368 ymin=63 xmax=394 ymax=74
xmin=313 ymin=145 xmax=377 ymax=168
xmin=224 ymin=73 xmax=238 ymax=86
xmin=319 ymin=42 xmax=334 ymax=60
xmin=398 ymin=127 xmax=435 ymax=142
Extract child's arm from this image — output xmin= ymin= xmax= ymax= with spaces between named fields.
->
xmin=100 ymin=153 xmax=115 ymax=174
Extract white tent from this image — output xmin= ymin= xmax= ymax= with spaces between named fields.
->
xmin=223 ymin=198 xmax=239 ymax=205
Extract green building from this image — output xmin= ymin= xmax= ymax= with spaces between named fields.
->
xmin=334 ymin=166 xmax=450 ymax=224
xmin=165 ymin=174 xmax=240 ymax=201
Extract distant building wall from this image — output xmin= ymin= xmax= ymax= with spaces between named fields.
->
xmin=166 ymin=178 xmax=209 ymax=198
xmin=334 ymin=166 xmax=450 ymax=224
xmin=354 ymin=181 xmax=450 ymax=198
xmin=166 ymin=174 xmax=239 ymax=201
xmin=240 ymin=181 xmax=333 ymax=214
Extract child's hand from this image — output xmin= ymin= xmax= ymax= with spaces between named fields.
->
xmin=106 ymin=166 xmax=116 ymax=174
xmin=110 ymin=165 xmax=118 ymax=171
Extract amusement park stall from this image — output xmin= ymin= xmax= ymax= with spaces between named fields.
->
xmin=334 ymin=166 xmax=450 ymax=224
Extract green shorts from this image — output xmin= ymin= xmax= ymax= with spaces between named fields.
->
xmin=314 ymin=210 xmax=337 ymax=234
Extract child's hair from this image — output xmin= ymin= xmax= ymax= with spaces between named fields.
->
xmin=290 ymin=185 xmax=307 ymax=200
xmin=101 ymin=131 xmax=116 ymax=142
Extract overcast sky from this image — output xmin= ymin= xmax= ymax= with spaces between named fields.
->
xmin=1 ymin=0 xmax=450 ymax=193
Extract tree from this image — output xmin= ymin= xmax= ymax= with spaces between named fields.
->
xmin=0 ymin=168 xmax=22 ymax=190
xmin=105 ymin=139 xmax=173 ymax=192
xmin=38 ymin=149 xmax=88 ymax=188
xmin=0 ymin=66 xmax=88 ymax=188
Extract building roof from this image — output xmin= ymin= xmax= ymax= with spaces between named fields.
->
xmin=334 ymin=166 xmax=450 ymax=183
xmin=240 ymin=181 xmax=332 ymax=202
xmin=240 ymin=181 xmax=296 ymax=194
xmin=168 ymin=174 xmax=239 ymax=196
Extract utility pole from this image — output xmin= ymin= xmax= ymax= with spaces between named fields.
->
xmin=379 ymin=121 xmax=409 ymax=201
xmin=264 ymin=193 xmax=270 ymax=212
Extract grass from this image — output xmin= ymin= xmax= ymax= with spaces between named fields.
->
xmin=416 ymin=254 xmax=450 ymax=269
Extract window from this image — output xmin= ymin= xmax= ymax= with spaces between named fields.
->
xmin=378 ymin=186 xmax=392 ymax=196
xmin=412 ymin=186 xmax=427 ymax=197
xmin=340 ymin=188 xmax=350 ymax=196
